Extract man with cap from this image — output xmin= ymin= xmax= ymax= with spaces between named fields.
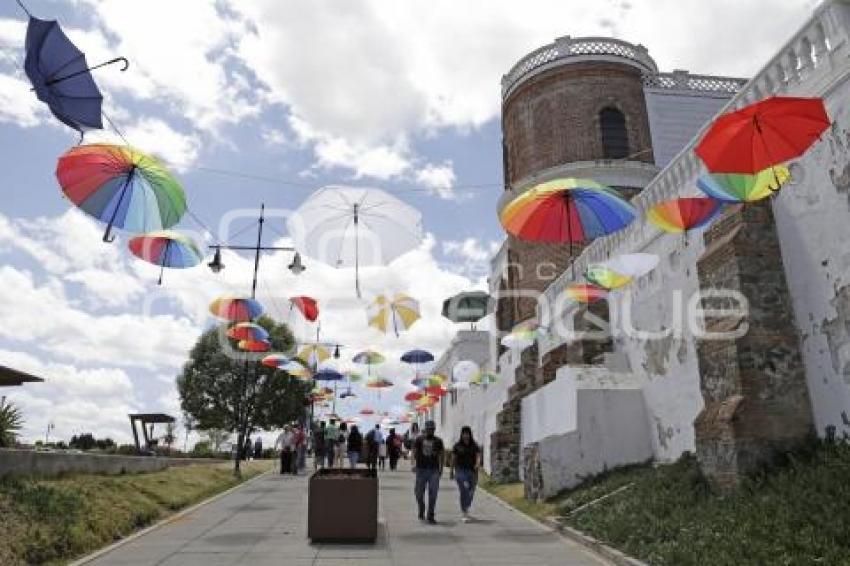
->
xmin=412 ymin=420 xmax=445 ymax=524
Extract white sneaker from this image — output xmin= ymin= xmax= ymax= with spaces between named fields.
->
xmin=461 ymin=512 xmax=470 ymax=523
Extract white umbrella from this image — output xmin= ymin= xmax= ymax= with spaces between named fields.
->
xmin=288 ymin=185 xmax=423 ymax=297
xmin=601 ymin=253 xmax=659 ymax=278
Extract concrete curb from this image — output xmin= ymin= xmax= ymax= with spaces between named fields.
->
xmin=69 ymin=468 xmax=273 ymax=565
xmin=543 ymin=517 xmax=648 ymax=566
xmin=477 ymin=487 xmax=639 ymax=566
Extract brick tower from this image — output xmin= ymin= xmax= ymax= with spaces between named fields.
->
xmin=491 ymin=37 xmax=661 ymax=481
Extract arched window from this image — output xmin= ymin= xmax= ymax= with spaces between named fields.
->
xmin=599 ymin=107 xmax=629 ymax=159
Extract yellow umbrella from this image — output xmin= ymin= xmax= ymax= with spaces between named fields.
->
xmin=367 ymin=293 xmax=421 ymax=336
xmin=297 ymin=344 xmax=331 ymax=369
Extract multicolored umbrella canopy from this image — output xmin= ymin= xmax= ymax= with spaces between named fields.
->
xmin=297 ymin=344 xmax=331 ymax=369
xmin=57 ymin=144 xmax=187 ymax=242
xmin=352 ymin=350 xmax=386 ymax=365
xmin=697 ymin=165 xmax=791 ymax=203
xmin=288 ymin=186 xmax=424 ymax=297
xmin=209 ymin=296 xmax=264 ymax=322
xmin=565 ymin=284 xmax=608 ymax=304
xmin=367 ymin=294 xmax=421 ymax=336
xmin=647 ymin=197 xmax=722 ymax=234
xmin=289 ymin=296 xmax=319 ymax=322
xmin=401 ymin=349 xmax=434 ymax=364
xmin=344 ymin=370 xmax=363 ymax=382
xmin=227 ymin=322 xmax=269 ymax=342
xmin=500 ymin=322 xmax=541 ymax=350
xmin=365 ymin=377 xmax=394 ymax=389
xmin=428 ymin=373 xmax=448 ymax=386
xmin=284 ymin=361 xmax=312 ymax=379
xmin=695 ymin=96 xmax=830 ymax=174
xmin=586 ymin=253 xmax=659 ymax=291
xmin=24 ymin=15 xmax=127 ymax=134
xmin=238 ymin=339 xmax=270 ymax=353
xmin=261 ymin=354 xmax=290 ymax=369
xmin=404 ymin=391 xmax=424 ymax=402
xmin=442 ymin=291 xmax=494 ymax=325
xmin=128 ymin=230 xmax=201 ymax=284
xmin=359 ymin=407 xmax=376 ymax=415
xmin=499 ymin=178 xmax=636 ymax=243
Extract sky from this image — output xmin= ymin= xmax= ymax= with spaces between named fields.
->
xmin=0 ymin=0 xmax=818 ymax=447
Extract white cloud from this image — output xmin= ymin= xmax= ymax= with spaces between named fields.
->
xmin=416 ymin=161 xmax=457 ymax=199
xmin=0 ymin=74 xmax=45 ymax=127
xmin=442 ymin=238 xmax=500 ymax=263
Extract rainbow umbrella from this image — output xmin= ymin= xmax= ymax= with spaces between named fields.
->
xmin=128 ymin=230 xmax=201 ymax=284
xmin=365 ymin=377 xmax=394 ymax=400
xmin=227 ymin=322 xmax=269 ymax=342
xmin=500 ymin=178 xmax=636 ymax=244
xmin=586 ymin=253 xmax=659 ymax=291
xmin=209 ymin=296 xmax=263 ymax=322
xmin=647 ymin=197 xmax=722 ymax=234
xmin=56 ymin=144 xmax=187 ymax=242
xmin=500 ymin=323 xmax=540 ymax=351
xmin=261 ymin=354 xmax=290 ymax=369
xmin=697 ymin=165 xmax=791 ymax=203
xmin=584 ymin=265 xmax=632 ymax=290
xmin=565 ymin=284 xmax=607 ymax=304
xmin=367 ymin=294 xmax=421 ymax=337
xmin=238 ymin=339 xmax=270 ymax=352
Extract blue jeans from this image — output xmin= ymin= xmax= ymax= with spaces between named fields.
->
xmin=348 ymin=451 xmax=360 ymax=468
xmin=455 ymin=468 xmax=477 ymax=512
xmin=414 ymin=468 xmax=441 ymax=519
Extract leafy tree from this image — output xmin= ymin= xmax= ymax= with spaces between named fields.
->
xmin=69 ymin=433 xmax=96 ymax=450
xmin=162 ymin=422 xmax=176 ymax=451
xmin=0 ymin=397 xmax=23 ymax=448
xmin=94 ymin=437 xmax=115 ymax=450
xmin=203 ymin=428 xmax=231 ymax=453
xmin=177 ymin=316 xmax=308 ymax=476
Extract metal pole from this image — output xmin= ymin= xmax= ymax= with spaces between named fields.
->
xmin=251 ymin=204 xmax=265 ymax=299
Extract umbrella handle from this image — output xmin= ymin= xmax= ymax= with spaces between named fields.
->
xmin=102 ymin=225 xmax=117 ymax=243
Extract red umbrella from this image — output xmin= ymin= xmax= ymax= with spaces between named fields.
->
xmin=404 ymin=391 xmax=424 ymax=402
xmin=289 ymin=296 xmax=319 ymax=322
xmin=695 ymin=96 xmax=829 ymax=174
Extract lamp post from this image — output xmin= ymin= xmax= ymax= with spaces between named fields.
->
xmin=207 ymin=204 xmax=305 ymax=298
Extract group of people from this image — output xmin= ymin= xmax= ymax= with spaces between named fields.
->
xmin=271 ymin=418 xmax=482 ymax=525
xmin=310 ymin=419 xmax=405 ymax=470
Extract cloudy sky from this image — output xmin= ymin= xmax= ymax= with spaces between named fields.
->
xmin=0 ymin=0 xmax=817 ymax=446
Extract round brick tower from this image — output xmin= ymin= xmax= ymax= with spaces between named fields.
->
xmin=495 ymin=36 xmax=660 ymax=329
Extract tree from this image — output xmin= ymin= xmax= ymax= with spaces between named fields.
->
xmin=203 ymin=428 xmax=231 ymax=453
xmin=177 ymin=316 xmax=308 ymax=476
xmin=69 ymin=433 xmax=96 ymax=450
xmin=0 ymin=397 xmax=23 ymax=448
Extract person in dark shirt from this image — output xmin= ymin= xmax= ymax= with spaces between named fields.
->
xmin=412 ymin=420 xmax=445 ymax=524
xmin=347 ymin=425 xmax=363 ymax=468
xmin=313 ymin=422 xmax=326 ymax=470
xmin=451 ymin=426 xmax=481 ymax=522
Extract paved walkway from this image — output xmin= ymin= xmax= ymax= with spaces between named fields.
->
xmin=83 ymin=464 xmax=609 ymax=566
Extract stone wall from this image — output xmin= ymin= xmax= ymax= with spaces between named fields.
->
xmin=0 ymin=448 xmax=227 ymax=479
xmin=694 ymin=202 xmax=814 ymax=489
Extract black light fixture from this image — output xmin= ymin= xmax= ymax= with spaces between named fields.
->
xmin=288 ymin=252 xmax=306 ymax=275
xmin=333 ymin=344 xmax=340 ymax=359
xmin=208 ymin=246 xmax=224 ymax=273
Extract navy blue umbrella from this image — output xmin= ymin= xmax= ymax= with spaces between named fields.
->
xmin=401 ymin=349 xmax=434 ymax=364
xmin=21 ymin=4 xmax=128 ymax=135
xmin=313 ymin=368 xmax=345 ymax=382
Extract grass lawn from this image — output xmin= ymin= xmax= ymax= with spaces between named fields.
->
xmin=483 ymin=442 xmax=850 ymax=565
xmin=0 ymin=460 xmax=272 ymax=566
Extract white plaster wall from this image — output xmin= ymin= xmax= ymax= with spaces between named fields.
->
xmin=520 ymin=375 xmax=578 ymax=449
xmin=535 ymin=387 xmax=653 ymax=498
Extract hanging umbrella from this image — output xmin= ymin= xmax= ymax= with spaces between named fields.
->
xmin=359 ymin=407 xmax=376 ymax=416
xmin=314 ymin=368 xmax=345 ymax=382
xmin=209 ymin=296 xmax=264 ymax=322
xmin=401 ymin=349 xmax=434 ymax=364
xmin=565 ymin=284 xmax=608 ymax=304
xmin=226 ymin=322 xmax=269 ymax=342
xmin=429 ymin=372 xmax=448 ymax=384
xmin=365 ymin=377 xmax=394 ymax=400
xmin=297 ymin=344 xmax=331 ymax=370
xmin=586 ymin=253 xmax=658 ymax=291
xmin=647 ymin=197 xmax=722 ymax=234
xmin=289 ymin=296 xmax=319 ymax=322
xmin=128 ymin=231 xmax=201 ymax=284
xmin=442 ymin=291 xmax=494 ymax=327
xmin=404 ymin=391 xmax=424 ymax=402
xmin=57 ymin=144 xmax=187 ymax=243
xmin=261 ymin=354 xmax=290 ymax=369
xmin=23 ymin=11 xmax=128 ymax=135
xmin=500 ymin=178 xmax=636 ymax=244
xmin=352 ymin=350 xmax=386 ymax=369
xmin=344 ymin=370 xmax=363 ymax=383
xmin=695 ymin=96 xmax=830 ymax=174
xmin=697 ymin=165 xmax=791 ymax=203
xmin=339 ymin=389 xmax=358 ymax=399
xmin=410 ymin=376 xmax=429 ymax=388
xmin=288 ymin=186 xmax=423 ymax=297
xmin=367 ymin=294 xmax=421 ymax=337
xmin=238 ymin=339 xmax=270 ymax=353
xmin=500 ymin=324 xmax=539 ymax=351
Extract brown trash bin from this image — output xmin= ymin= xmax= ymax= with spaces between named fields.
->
xmin=308 ymin=468 xmax=378 ymax=543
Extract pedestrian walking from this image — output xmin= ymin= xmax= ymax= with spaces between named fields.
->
xmin=412 ymin=420 xmax=445 ymax=524
xmin=451 ymin=426 xmax=481 ymax=522
xmin=294 ymin=424 xmax=307 ymax=472
xmin=388 ymin=428 xmax=401 ymax=470
xmin=274 ymin=425 xmax=296 ymax=475
xmin=243 ymin=435 xmax=253 ymax=461
xmin=335 ymin=422 xmax=348 ymax=468
xmin=347 ymin=425 xmax=363 ymax=468
xmin=313 ymin=421 xmax=326 ymax=470
xmin=378 ymin=436 xmax=387 ymax=470
xmin=253 ymin=437 xmax=263 ymax=460
xmin=365 ymin=425 xmax=377 ymax=470
xmin=325 ymin=419 xmax=339 ymax=468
